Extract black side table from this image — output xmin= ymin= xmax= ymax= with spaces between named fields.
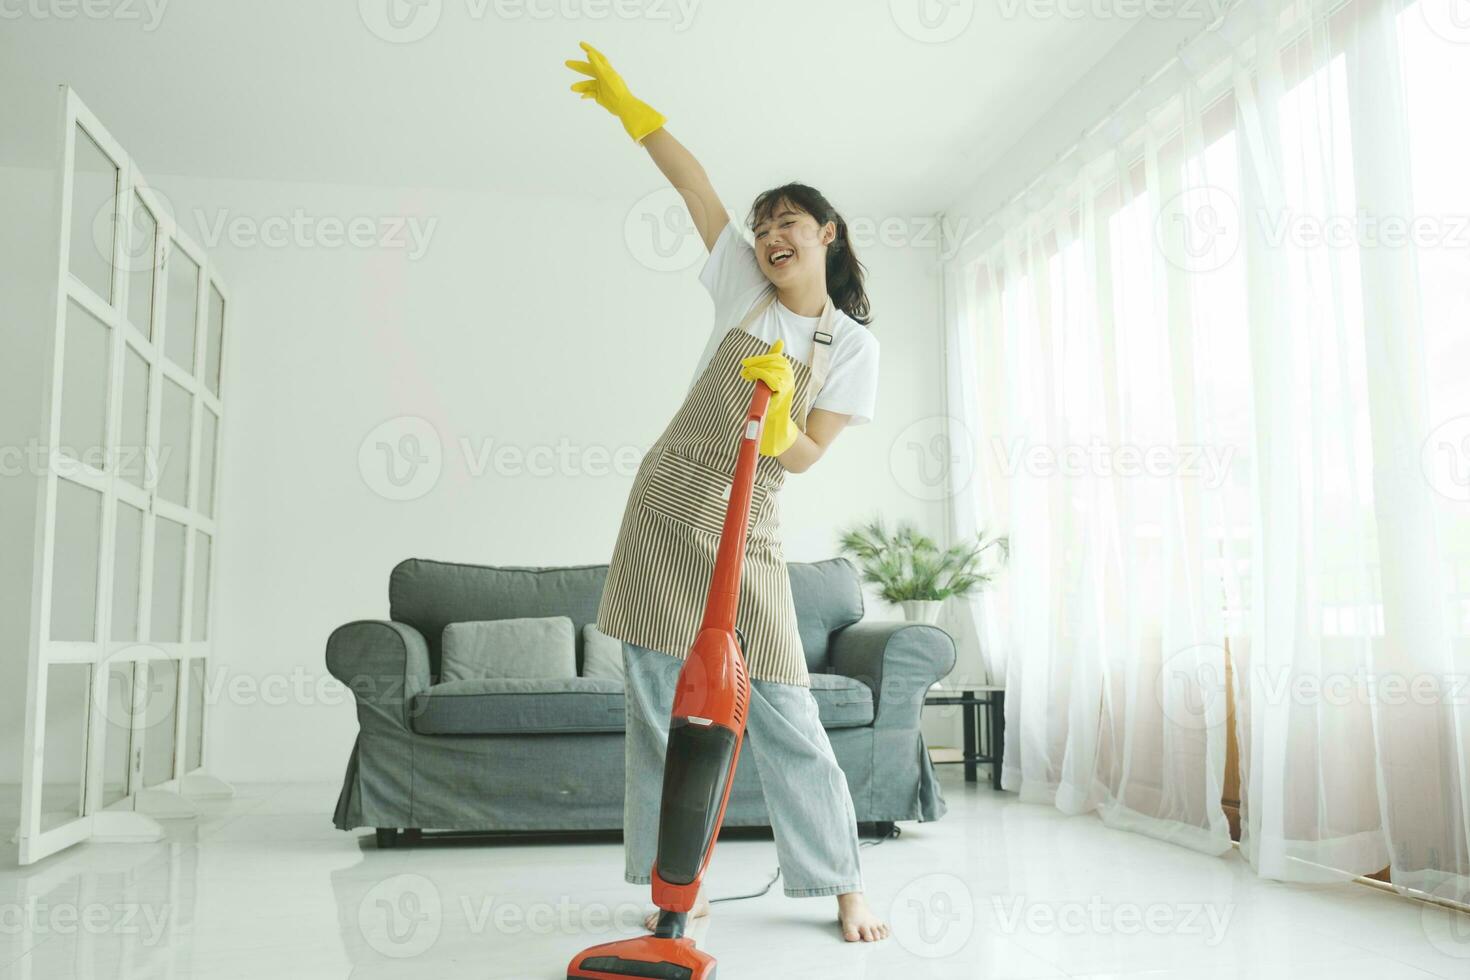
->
xmin=924 ymin=687 xmax=1005 ymax=790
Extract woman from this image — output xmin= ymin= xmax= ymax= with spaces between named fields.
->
xmin=567 ymin=42 xmax=887 ymax=944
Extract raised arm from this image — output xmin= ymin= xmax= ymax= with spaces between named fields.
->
xmin=640 ymin=129 xmax=728 ymax=253
xmin=566 ymin=42 xmax=729 ymax=252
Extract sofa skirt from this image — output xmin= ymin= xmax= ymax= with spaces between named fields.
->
xmin=332 ymin=723 xmax=948 ymax=833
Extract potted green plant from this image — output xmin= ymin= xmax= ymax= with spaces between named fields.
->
xmin=837 ymin=517 xmax=1009 ymax=624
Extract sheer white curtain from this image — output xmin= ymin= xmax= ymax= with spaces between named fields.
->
xmin=945 ymin=0 xmax=1470 ymax=902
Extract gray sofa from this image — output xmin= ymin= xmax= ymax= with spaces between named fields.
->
xmin=326 ymin=556 xmax=954 ymax=844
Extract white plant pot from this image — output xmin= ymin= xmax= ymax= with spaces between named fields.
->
xmin=900 ymin=599 xmax=943 ymax=624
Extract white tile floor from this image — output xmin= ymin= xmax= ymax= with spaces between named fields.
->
xmin=1 ymin=769 xmax=1465 ymax=979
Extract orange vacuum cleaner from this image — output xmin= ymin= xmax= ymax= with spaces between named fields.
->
xmin=566 ymin=379 xmax=774 ymax=980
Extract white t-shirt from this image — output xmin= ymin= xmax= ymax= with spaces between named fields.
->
xmin=690 ymin=222 xmax=879 ymax=425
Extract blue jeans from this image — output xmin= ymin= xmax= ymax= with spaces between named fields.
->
xmin=621 ymin=640 xmax=864 ymax=898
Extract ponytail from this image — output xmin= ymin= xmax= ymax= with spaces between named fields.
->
xmin=748 ymin=183 xmax=872 ymax=326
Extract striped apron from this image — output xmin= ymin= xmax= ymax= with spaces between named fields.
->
xmin=596 ymin=286 xmax=835 ymax=687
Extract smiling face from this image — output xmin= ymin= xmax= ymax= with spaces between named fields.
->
xmin=751 ymin=198 xmax=836 ymax=287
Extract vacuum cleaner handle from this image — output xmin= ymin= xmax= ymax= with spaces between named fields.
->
xmin=697 ymin=379 xmax=772 ymax=635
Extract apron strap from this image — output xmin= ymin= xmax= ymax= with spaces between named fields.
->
xmin=739 ymin=286 xmax=838 ymax=412
xmin=808 ymin=305 xmax=836 ymax=406
xmin=735 ymin=288 xmax=778 ymax=334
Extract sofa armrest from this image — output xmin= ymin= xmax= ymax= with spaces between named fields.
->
xmin=325 ymin=620 xmax=432 ymax=730
xmin=828 ymin=621 xmax=956 ymax=729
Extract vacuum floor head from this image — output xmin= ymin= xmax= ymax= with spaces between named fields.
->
xmin=566 ymin=935 xmax=716 ymax=980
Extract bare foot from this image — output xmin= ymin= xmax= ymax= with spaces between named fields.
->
xmin=837 ymin=892 xmax=890 ymax=943
xmin=643 ymin=887 xmax=710 ymax=932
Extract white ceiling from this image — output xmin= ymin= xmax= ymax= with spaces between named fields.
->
xmin=0 ymin=0 xmax=1135 ymax=214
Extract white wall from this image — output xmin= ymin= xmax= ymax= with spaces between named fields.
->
xmin=142 ymin=172 xmax=946 ymax=782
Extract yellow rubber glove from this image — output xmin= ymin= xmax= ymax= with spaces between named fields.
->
xmin=565 ymin=41 xmax=667 ymax=144
xmin=739 ymin=340 xmax=799 ymax=458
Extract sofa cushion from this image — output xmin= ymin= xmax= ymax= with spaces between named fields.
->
xmin=409 ymin=674 xmax=873 ymax=735
xmin=790 ymin=558 xmax=867 ymax=672
xmin=390 ymin=560 xmax=609 ymax=681
xmin=389 ymin=557 xmax=864 ymax=681
xmin=808 ymin=673 xmax=875 ymax=729
xmin=441 ymin=616 xmax=575 ymax=682
xmin=410 ymin=677 xmax=626 ymax=735
xmin=581 ymin=624 xmax=625 ymax=681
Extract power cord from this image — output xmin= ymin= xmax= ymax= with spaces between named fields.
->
xmin=711 ymin=824 xmax=900 ymax=904
xmin=862 ymin=823 xmax=901 ymax=847
xmin=710 ymin=866 xmax=781 ymax=904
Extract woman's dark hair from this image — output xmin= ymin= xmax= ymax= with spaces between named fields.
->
xmin=748 ymin=182 xmax=871 ymax=326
